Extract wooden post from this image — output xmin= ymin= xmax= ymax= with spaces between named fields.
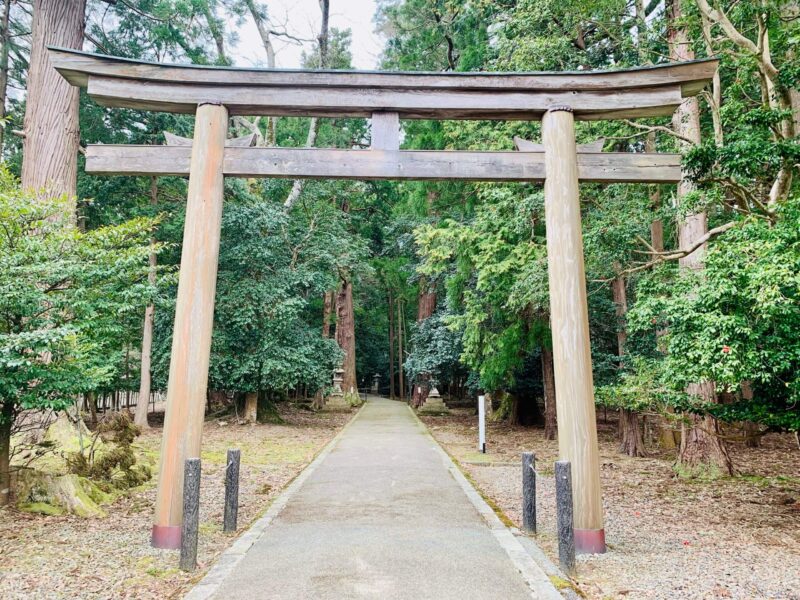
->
xmin=555 ymin=460 xmax=576 ymax=575
xmin=223 ymin=449 xmax=240 ymax=533
xmin=542 ymin=106 xmax=605 ymax=554
xmin=478 ymin=395 xmax=486 ymax=453
xmin=152 ymin=102 xmax=228 ymax=549
xmin=179 ymin=458 xmax=201 ymax=571
xmin=522 ymin=452 xmax=536 ymax=533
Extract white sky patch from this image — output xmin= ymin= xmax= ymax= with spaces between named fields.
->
xmin=230 ymin=0 xmax=384 ymax=69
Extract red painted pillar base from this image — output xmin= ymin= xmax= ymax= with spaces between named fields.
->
xmin=575 ymin=528 xmax=606 ymax=554
xmin=152 ymin=524 xmax=181 ymax=549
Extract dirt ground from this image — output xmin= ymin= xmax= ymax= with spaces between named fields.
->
xmin=421 ymin=409 xmax=800 ymax=600
xmin=0 ymin=405 xmax=351 ymax=599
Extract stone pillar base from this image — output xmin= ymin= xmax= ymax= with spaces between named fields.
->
xmin=323 ymin=395 xmax=351 ymax=412
xmin=418 ymin=396 xmax=449 ymax=415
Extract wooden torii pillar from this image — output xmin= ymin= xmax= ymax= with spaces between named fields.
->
xmin=151 ymin=102 xmax=228 ymax=548
xmin=49 ymin=47 xmax=716 ymax=552
xmin=542 ymin=106 xmax=605 ymax=552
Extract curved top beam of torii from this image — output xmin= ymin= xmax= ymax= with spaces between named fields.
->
xmin=49 ymin=47 xmax=717 ymax=121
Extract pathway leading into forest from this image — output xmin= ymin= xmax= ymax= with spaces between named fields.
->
xmin=188 ymin=397 xmax=560 ymax=600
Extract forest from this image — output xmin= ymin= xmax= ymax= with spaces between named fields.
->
xmin=0 ymin=0 xmax=798 ymax=599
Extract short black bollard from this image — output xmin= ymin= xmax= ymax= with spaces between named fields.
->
xmin=555 ymin=460 xmax=576 ymax=576
xmin=223 ymin=449 xmax=241 ymax=533
xmin=522 ymin=452 xmax=536 ymax=533
xmin=179 ymin=458 xmax=201 ymax=571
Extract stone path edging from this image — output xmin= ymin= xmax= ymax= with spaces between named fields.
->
xmin=184 ymin=402 xmax=367 ymax=600
xmin=407 ymin=405 xmax=565 ymax=600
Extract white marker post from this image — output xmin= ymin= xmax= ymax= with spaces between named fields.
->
xmin=478 ymin=395 xmax=486 ymax=453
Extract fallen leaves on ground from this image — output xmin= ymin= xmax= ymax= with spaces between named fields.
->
xmin=422 ymin=409 xmax=800 ymax=600
xmin=0 ymin=405 xmax=351 ymax=600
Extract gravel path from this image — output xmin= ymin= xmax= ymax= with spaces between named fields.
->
xmin=0 ymin=405 xmax=351 ymax=600
xmin=422 ymin=410 xmax=800 ymax=600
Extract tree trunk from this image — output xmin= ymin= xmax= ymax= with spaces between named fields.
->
xmin=619 ymin=410 xmax=646 ymax=457
xmin=282 ymin=0 xmax=329 ymax=210
xmin=411 ymin=281 xmax=437 ymax=408
xmin=669 ymin=0 xmax=733 ymax=476
xmin=87 ymin=390 xmax=97 ymax=428
xmin=312 ymin=290 xmax=336 ymax=409
xmin=741 ymin=381 xmax=760 ymax=448
xmin=21 ymin=0 xmax=86 ymax=208
xmin=0 ymin=402 xmax=14 ymax=505
xmin=612 ymin=271 xmax=646 ymax=456
xmin=244 ymin=392 xmax=258 ymax=423
xmin=541 ymin=345 xmax=557 ymax=441
xmin=335 ymin=279 xmax=357 ymax=395
xmin=397 ymin=299 xmax=405 ymax=401
xmin=388 ymin=291 xmax=395 ymax=400
xmin=322 ymin=290 xmax=334 ymax=338
xmin=134 ymin=178 xmax=158 ymax=429
xmin=0 ymin=0 xmax=12 ymax=152
xmin=679 ymin=382 xmax=733 ymax=475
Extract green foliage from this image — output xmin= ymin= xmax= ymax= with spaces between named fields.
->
xmin=627 ymin=198 xmax=800 ymax=430
xmin=414 ymin=185 xmax=550 ymax=391
xmin=206 ymin=199 xmax=370 ymax=394
xmin=0 ymin=166 xmax=161 ymax=424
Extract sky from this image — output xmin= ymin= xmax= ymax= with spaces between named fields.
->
xmin=230 ymin=0 xmax=384 ymax=70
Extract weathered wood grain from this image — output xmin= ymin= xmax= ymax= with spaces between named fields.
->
xmin=514 ymin=136 xmax=605 ymax=152
xmin=85 ymin=145 xmax=682 ymax=183
xmin=48 ymin=48 xmax=716 ymax=120
xmin=370 ymin=112 xmax=400 ymax=150
xmin=85 ymin=75 xmax=685 ymax=120
xmin=152 ymin=103 xmax=228 ymax=549
xmin=50 ymin=46 xmax=716 ymax=97
xmin=542 ymin=108 xmax=605 ymax=553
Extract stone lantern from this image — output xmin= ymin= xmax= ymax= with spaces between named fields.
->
xmin=371 ymin=374 xmax=380 ymax=394
xmin=417 ymin=384 xmax=449 ymax=415
xmin=324 ymin=367 xmax=350 ymax=411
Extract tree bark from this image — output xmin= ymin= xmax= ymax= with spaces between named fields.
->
xmin=541 ymin=345 xmax=557 ymax=441
xmin=21 ymin=0 xmax=86 ymax=208
xmin=87 ymin=390 xmax=97 ymax=427
xmin=0 ymin=402 xmax=14 ymax=505
xmin=397 ymin=298 xmax=405 ymax=401
xmin=388 ymin=291 xmax=395 ymax=400
xmin=0 ymin=0 xmax=11 ymax=152
xmin=411 ymin=281 xmax=436 ymax=408
xmin=244 ymin=392 xmax=258 ymax=423
xmin=322 ymin=290 xmax=334 ymax=338
xmin=612 ymin=271 xmax=646 ymax=456
xmin=740 ymin=380 xmax=760 ymax=448
xmin=335 ymin=279 xmax=357 ymax=395
xmin=134 ymin=178 xmax=159 ymax=430
xmin=669 ymin=0 xmax=733 ymax=476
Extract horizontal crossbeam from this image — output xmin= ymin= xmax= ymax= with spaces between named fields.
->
xmin=50 ymin=48 xmax=717 ymax=121
xmin=85 ymin=145 xmax=682 ymax=183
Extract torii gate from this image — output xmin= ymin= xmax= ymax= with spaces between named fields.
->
xmin=50 ymin=47 xmax=716 ymax=554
